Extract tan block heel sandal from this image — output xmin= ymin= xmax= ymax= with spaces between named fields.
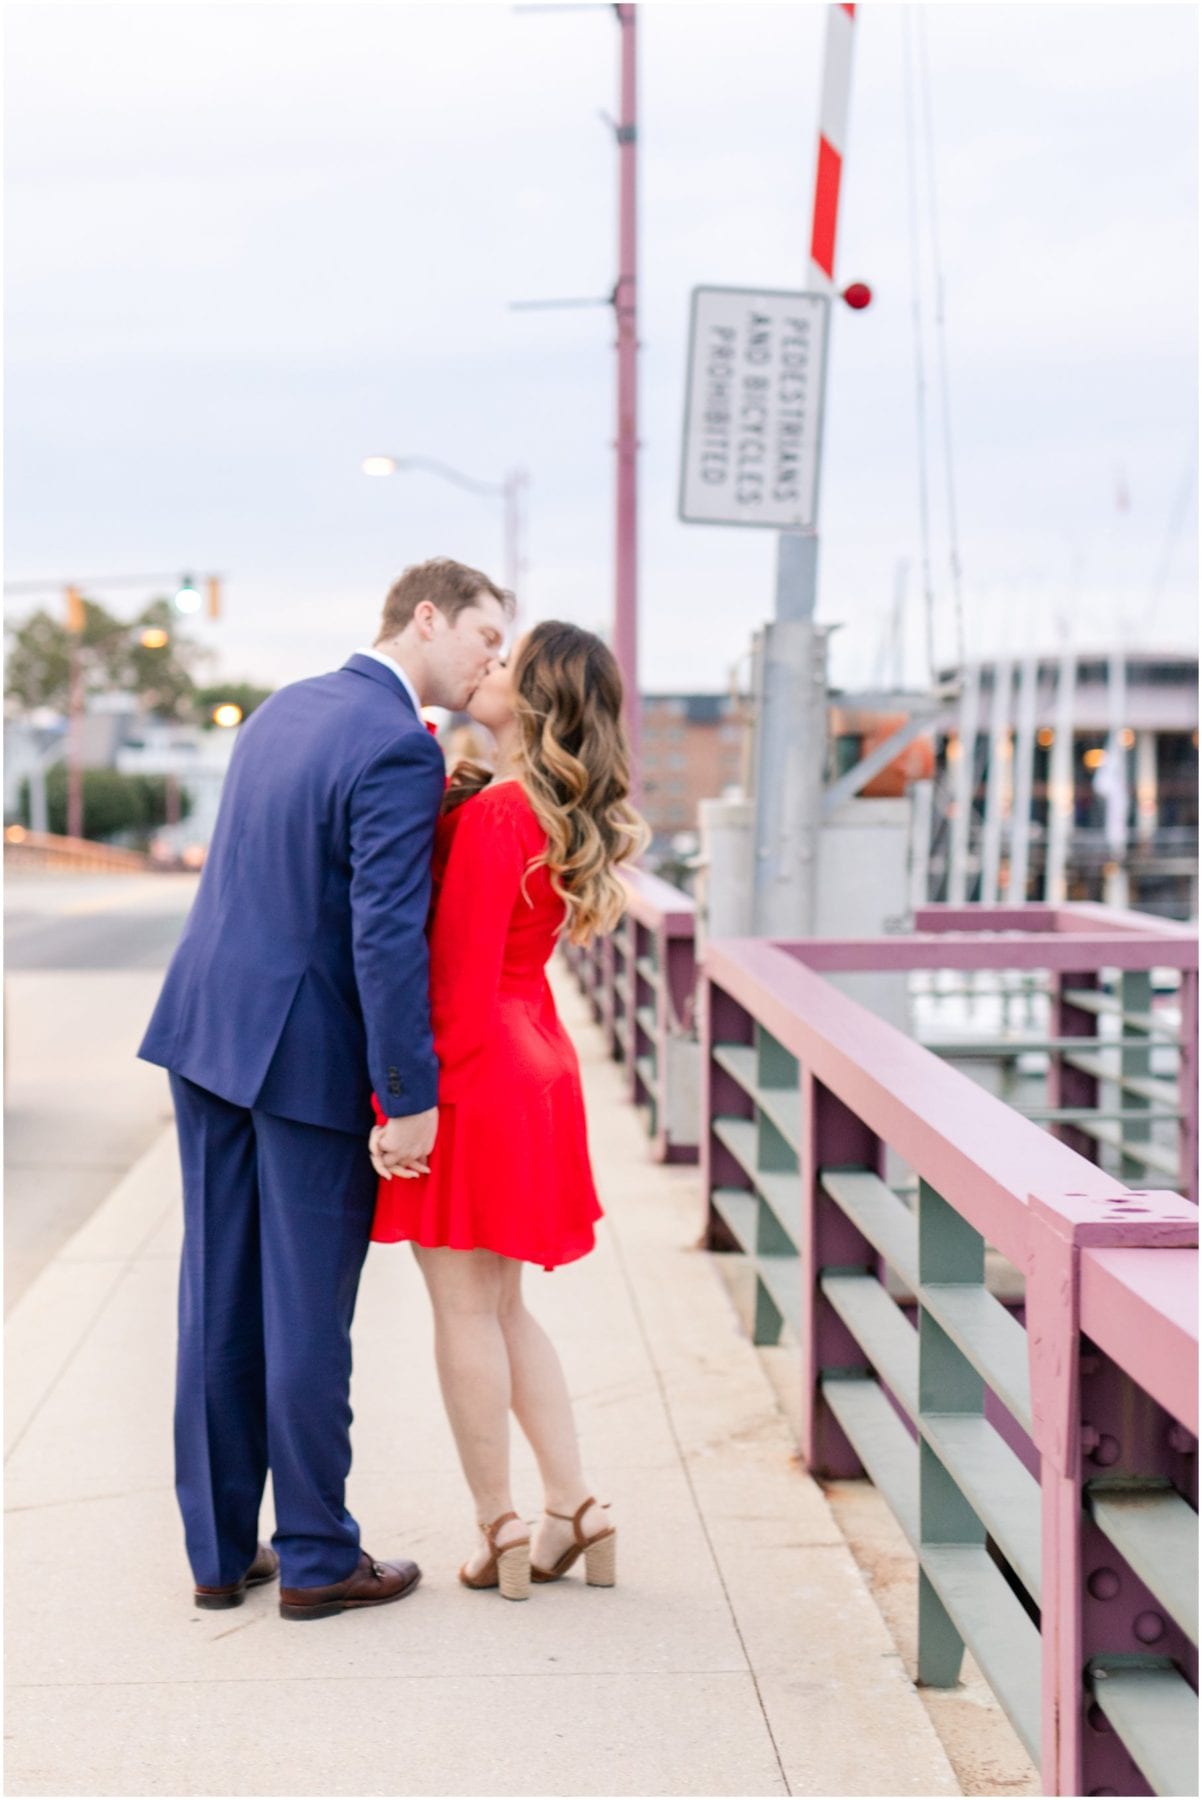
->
xmin=531 ymin=1497 xmax=616 ymax=1587
xmin=458 ymin=1511 xmax=531 ymax=1601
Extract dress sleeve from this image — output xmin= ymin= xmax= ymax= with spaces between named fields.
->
xmin=428 ymin=796 xmax=529 ymax=1103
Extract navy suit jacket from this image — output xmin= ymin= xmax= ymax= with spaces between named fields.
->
xmin=139 ymin=654 xmax=446 ymax=1132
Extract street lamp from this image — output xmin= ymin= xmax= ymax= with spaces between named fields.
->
xmin=361 ymin=454 xmax=526 ymax=597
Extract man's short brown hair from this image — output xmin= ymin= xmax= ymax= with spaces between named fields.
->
xmin=378 ymin=557 xmax=514 ymax=639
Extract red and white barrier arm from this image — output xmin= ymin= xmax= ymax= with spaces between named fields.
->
xmin=808 ymin=2 xmax=857 ymax=295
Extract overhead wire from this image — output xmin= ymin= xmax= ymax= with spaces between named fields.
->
xmin=916 ymin=8 xmax=967 ymax=674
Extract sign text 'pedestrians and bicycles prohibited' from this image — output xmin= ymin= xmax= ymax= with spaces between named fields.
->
xmin=678 ymin=287 xmax=830 ymax=530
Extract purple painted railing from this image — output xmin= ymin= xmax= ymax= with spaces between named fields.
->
xmin=702 ymin=904 xmax=1198 ymax=1796
xmin=563 ymin=868 xmax=698 ymax=1163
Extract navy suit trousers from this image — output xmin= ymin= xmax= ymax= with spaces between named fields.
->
xmin=170 ymin=1073 xmax=376 ymax=1589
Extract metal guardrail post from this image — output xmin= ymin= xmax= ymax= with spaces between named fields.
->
xmin=1119 ymin=969 xmax=1154 ymax=1183
xmin=1048 ymin=970 xmax=1102 ymax=1163
xmin=564 ymin=871 xmax=700 ymax=1163
xmin=801 ymin=1075 xmax=882 ymax=1477
xmin=1179 ymin=967 xmax=1199 ymax=1205
xmin=1027 ymin=1190 xmax=1198 ymax=1796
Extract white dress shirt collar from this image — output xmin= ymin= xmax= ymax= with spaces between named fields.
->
xmin=354 ymin=647 xmax=423 ymax=721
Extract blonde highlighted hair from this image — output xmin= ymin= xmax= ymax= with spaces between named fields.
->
xmin=443 ymin=621 xmax=648 ymax=944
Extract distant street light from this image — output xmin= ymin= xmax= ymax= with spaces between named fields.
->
xmin=360 ymin=454 xmax=527 ymax=597
xmin=211 ymin=703 xmax=243 ymax=729
xmin=139 ymin=627 xmax=170 ymax=649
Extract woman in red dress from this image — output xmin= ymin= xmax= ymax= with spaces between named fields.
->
xmin=369 ymin=621 xmax=646 ymax=1600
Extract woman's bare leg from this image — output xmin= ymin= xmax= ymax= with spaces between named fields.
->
xmin=412 ymin=1245 xmax=526 ymax=1574
xmin=495 ymin=1259 xmax=610 ymax=1569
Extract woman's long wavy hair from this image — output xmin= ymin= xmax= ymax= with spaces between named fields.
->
xmin=443 ymin=621 xmax=648 ymax=945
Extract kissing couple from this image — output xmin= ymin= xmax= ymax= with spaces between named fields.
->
xmin=140 ymin=557 xmax=646 ymax=1618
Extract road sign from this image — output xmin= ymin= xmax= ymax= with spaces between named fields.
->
xmin=679 ymin=286 xmax=830 ymax=530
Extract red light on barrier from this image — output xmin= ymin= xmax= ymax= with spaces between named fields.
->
xmin=842 ymin=282 xmax=873 ymax=310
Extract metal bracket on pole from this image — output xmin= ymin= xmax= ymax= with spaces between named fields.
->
xmin=822 ymin=710 xmax=948 ymax=819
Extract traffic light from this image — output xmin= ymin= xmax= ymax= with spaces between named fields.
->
xmin=206 ymin=577 xmax=222 ymax=620
xmin=65 ymin=585 xmax=86 ymax=633
xmin=174 ymin=576 xmax=202 ymax=615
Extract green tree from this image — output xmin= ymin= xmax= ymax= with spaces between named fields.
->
xmin=4 ymin=596 xmax=209 ymax=718
xmin=193 ymin=680 xmax=274 ymax=727
xmin=18 ymin=767 xmax=193 ymax=842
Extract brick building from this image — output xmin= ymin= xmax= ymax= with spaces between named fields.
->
xmin=639 ymin=692 xmax=746 ymax=845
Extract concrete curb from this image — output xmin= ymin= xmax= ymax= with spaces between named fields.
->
xmin=5 ymin=1126 xmax=178 ymax=1457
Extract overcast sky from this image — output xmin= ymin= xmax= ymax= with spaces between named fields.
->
xmin=5 ymin=0 xmax=1198 ymax=697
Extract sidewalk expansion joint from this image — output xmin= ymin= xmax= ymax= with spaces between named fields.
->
xmin=604 ymin=1212 xmax=794 ymax=1798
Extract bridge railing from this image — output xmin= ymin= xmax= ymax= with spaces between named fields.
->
xmin=914 ymin=903 xmax=1197 ymax=1203
xmin=702 ymin=910 xmax=1197 ymax=1797
xmin=562 ymin=868 xmax=698 ymax=1163
xmin=2 ymin=827 xmax=151 ymax=873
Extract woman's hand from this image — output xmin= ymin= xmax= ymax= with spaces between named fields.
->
xmin=369 ymin=1108 xmax=437 ymax=1181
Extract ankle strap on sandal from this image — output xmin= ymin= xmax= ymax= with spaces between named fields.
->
xmin=478 ymin=1510 xmax=522 ymax=1546
xmin=546 ymin=1497 xmax=608 ymax=1543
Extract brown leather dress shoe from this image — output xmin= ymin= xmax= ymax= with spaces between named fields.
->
xmin=279 ymin=1550 xmax=421 ymax=1622
xmin=194 ymin=1542 xmax=280 ymax=1611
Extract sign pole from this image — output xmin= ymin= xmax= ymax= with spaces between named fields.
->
xmin=752 ymin=2 xmax=856 ymax=936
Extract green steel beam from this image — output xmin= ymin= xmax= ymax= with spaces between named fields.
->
xmin=1090 ymin=1663 xmax=1199 ymax=1798
xmin=821 ymin=1273 xmax=918 ymax=1420
xmin=820 ymin=1168 xmax=919 ymax=1291
xmin=821 ymin=1376 xmax=919 ymax=1547
xmin=1088 ymin=1485 xmax=1199 ymax=1646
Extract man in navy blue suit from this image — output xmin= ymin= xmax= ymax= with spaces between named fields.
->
xmin=140 ymin=557 xmax=512 ymax=1620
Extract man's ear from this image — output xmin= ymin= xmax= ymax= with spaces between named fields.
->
xmin=413 ymin=600 xmax=441 ymax=640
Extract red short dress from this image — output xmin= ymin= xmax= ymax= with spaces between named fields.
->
xmin=370 ymin=779 xmax=602 ymax=1269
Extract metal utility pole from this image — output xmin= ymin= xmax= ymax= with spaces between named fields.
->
xmin=1103 ymin=650 xmax=1130 ymax=908
xmin=509 ymin=6 xmax=642 ymax=786
xmin=751 ymin=1 xmax=855 ymax=937
xmin=1044 ymin=651 xmax=1077 ymax=904
xmin=1009 ymin=655 xmax=1038 ymax=905
xmin=980 ymin=657 xmax=1013 ymax=903
xmin=947 ymin=661 xmax=980 ymax=904
xmin=614 ymin=3 xmax=641 ymax=790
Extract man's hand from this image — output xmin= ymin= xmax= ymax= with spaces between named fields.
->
xmin=370 ymin=1107 xmax=438 ymax=1181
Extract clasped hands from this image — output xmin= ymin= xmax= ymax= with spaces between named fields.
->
xmin=369 ymin=1107 xmax=438 ymax=1182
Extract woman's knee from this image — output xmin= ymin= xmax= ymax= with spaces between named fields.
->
xmin=418 ymin=1246 xmax=506 ymax=1321
xmin=495 ymin=1259 xmax=526 ymax=1325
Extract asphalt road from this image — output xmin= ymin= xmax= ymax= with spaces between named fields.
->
xmin=4 ymin=871 xmax=198 ymax=972
xmin=4 ymin=870 xmax=199 ymax=1310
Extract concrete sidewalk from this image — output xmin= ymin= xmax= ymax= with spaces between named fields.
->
xmin=4 ymin=972 xmax=960 ymax=1798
